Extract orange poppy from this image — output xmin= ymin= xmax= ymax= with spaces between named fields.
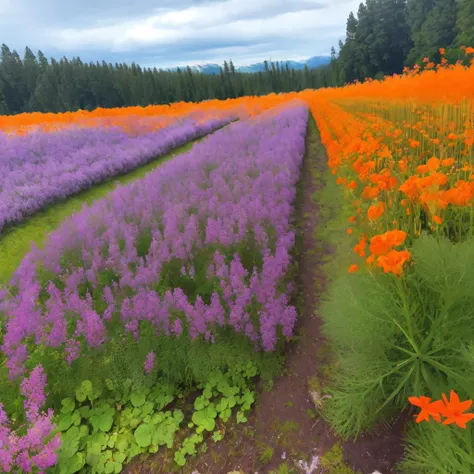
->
xmin=348 ymin=264 xmax=358 ymax=273
xmin=438 ymin=391 xmax=474 ymax=429
xmin=408 ymin=396 xmax=443 ymax=423
xmin=368 ymin=202 xmax=385 ymax=221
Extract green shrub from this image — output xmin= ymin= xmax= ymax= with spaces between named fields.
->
xmin=399 ymin=422 xmax=474 ymax=473
xmin=321 ymin=234 xmax=474 ymax=438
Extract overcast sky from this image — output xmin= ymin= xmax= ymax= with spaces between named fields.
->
xmin=0 ymin=0 xmax=359 ymax=68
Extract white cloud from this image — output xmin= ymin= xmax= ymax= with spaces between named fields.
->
xmin=0 ymin=0 xmax=360 ymax=67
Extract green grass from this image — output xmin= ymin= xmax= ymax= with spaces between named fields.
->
xmin=0 ymin=137 xmax=203 ymax=285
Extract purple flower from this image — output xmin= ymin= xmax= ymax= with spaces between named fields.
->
xmin=2 ymin=101 xmax=308 ymax=377
xmin=144 ymin=352 xmax=156 ymax=374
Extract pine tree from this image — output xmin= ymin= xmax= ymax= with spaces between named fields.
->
xmin=23 ymin=47 xmax=39 ymax=111
xmin=406 ymin=0 xmax=435 ymax=36
xmin=407 ymin=0 xmax=458 ymax=65
xmin=455 ymin=0 xmax=474 ymax=48
xmin=0 ymin=44 xmax=27 ymax=114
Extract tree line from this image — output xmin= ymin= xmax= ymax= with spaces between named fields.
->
xmin=335 ymin=0 xmax=474 ymax=84
xmin=1 ymin=0 xmax=473 ymax=115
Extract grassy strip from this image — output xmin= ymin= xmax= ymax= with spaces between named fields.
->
xmin=0 ymin=127 xmax=227 ymax=285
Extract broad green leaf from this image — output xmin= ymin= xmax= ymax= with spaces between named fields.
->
xmin=61 ymin=398 xmax=76 ymax=414
xmin=98 ymin=414 xmax=114 ymax=432
xmin=61 ymin=452 xmax=85 ymax=474
xmin=130 ymin=391 xmax=146 ymax=408
xmin=134 ymin=423 xmax=152 ymax=447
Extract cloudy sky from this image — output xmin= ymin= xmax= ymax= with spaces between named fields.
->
xmin=0 ymin=0 xmax=359 ymax=69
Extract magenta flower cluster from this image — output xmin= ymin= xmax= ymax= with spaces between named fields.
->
xmin=0 ymin=113 xmax=235 ymax=233
xmin=0 ymin=365 xmax=60 ymax=473
xmin=0 ymin=101 xmax=308 ymax=380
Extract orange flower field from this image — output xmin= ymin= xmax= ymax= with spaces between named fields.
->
xmin=304 ymin=49 xmax=474 ymax=277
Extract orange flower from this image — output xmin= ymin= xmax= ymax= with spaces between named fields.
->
xmin=353 ymin=237 xmax=367 ymax=257
xmin=426 ymin=157 xmax=440 ymax=172
xmin=438 ymin=391 xmax=474 ymax=429
xmin=369 ymin=230 xmax=407 ymax=256
xmin=349 ymin=216 xmax=356 ymax=223
xmin=362 ymin=185 xmax=380 ymax=200
xmin=377 ymin=249 xmax=410 ymax=276
xmin=408 ymin=396 xmax=443 ymax=423
xmin=346 ymin=228 xmax=353 ymax=235
xmin=368 ymin=202 xmax=385 ymax=221
xmin=348 ymin=264 xmax=358 ymax=273
xmin=441 ymin=158 xmax=455 ymax=167
xmin=432 ymin=215 xmax=443 ymax=225
xmin=439 ymin=48 xmax=445 ymax=56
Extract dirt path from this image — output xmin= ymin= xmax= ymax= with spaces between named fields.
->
xmin=128 ymin=118 xmax=406 ymax=474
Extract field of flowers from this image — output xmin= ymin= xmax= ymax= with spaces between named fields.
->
xmin=303 ymin=49 xmax=474 ymax=473
xmin=0 ymin=99 xmax=308 ymax=473
xmin=1 ymin=50 xmax=474 ymax=474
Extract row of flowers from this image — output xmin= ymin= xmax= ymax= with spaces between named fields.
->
xmin=0 ymin=114 xmax=235 ymax=233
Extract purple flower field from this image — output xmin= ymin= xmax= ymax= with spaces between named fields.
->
xmin=1 ymin=100 xmax=309 ymax=380
xmin=0 ymin=114 xmax=235 ymax=233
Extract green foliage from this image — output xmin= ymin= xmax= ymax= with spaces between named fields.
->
xmin=399 ymin=422 xmax=474 ymax=473
xmin=322 ymin=235 xmax=474 ymax=438
xmin=407 ymin=0 xmax=458 ymax=65
xmin=54 ymin=380 xmax=185 ymax=474
xmin=0 ymin=139 xmax=195 ymax=286
xmin=53 ymin=362 xmax=257 ymax=472
xmin=320 ymin=444 xmax=359 ymax=474
xmin=258 ymin=445 xmax=274 ymax=464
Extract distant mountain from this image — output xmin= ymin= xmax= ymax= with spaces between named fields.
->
xmin=168 ymin=56 xmax=331 ymax=75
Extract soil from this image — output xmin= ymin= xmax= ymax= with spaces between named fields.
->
xmin=125 ymin=120 xmax=407 ymax=474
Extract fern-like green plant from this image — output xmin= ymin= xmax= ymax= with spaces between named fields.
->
xmin=399 ymin=422 xmax=474 ymax=473
xmin=321 ymin=234 xmax=474 ymax=438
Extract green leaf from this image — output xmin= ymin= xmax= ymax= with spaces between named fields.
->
xmin=236 ymin=411 xmax=247 ymax=424
xmin=61 ymin=398 xmax=76 ymax=414
xmin=194 ymin=396 xmax=206 ymax=411
xmin=79 ymin=406 xmax=92 ymax=419
xmin=76 ymin=380 xmax=93 ymax=402
xmin=173 ymin=410 xmax=184 ymax=423
xmin=58 ymin=439 xmax=79 ymax=461
xmin=60 ymin=452 xmax=85 ymax=474
xmin=114 ymin=452 xmax=126 ymax=464
xmin=107 ymin=433 xmax=118 ymax=448
xmin=174 ymin=451 xmax=186 ymax=466
xmin=99 ymin=414 xmax=114 ymax=432
xmin=88 ymin=442 xmax=102 ymax=456
xmin=130 ymin=391 xmax=146 ymax=408
xmin=216 ymin=398 xmax=228 ymax=412
xmin=141 ymin=401 xmax=154 ymax=416
xmin=62 ymin=426 xmax=80 ymax=441
xmin=115 ymin=436 xmax=129 ymax=453
xmin=57 ymin=413 xmax=74 ymax=431
xmin=134 ymin=423 xmax=152 ymax=447
xmin=203 ymin=385 xmax=213 ymax=399
xmin=219 ymin=407 xmax=232 ymax=422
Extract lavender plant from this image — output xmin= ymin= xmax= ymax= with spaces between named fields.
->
xmin=1 ymin=101 xmax=308 ymax=396
xmin=0 ymin=113 xmax=235 ymax=233
xmin=0 ymin=365 xmax=60 ymax=472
